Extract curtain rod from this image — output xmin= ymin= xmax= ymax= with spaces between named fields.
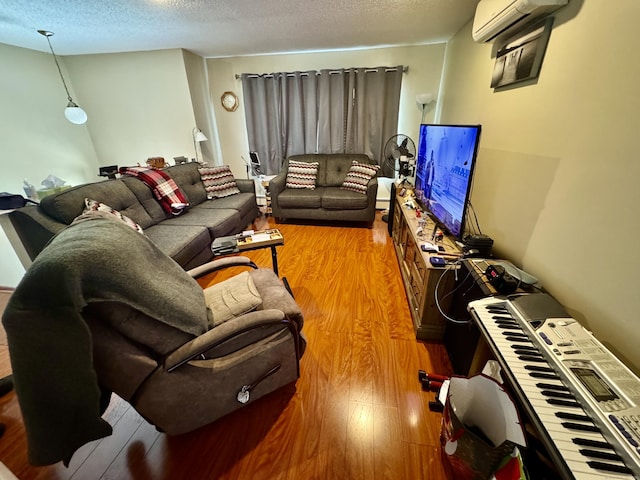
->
xmin=235 ymin=66 xmax=408 ymax=80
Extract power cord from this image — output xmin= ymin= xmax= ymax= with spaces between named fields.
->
xmin=468 ymin=200 xmax=482 ymax=235
xmin=464 ymin=205 xmax=479 ymax=236
xmin=433 ymin=258 xmax=476 ymax=324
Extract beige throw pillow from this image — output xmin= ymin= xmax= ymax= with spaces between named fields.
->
xmin=286 ymin=160 xmax=319 ymax=189
xmin=340 ymin=161 xmax=379 ymax=194
xmin=199 ymin=166 xmax=241 ymax=199
xmin=203 ymin=271 xmax=262 ymax=327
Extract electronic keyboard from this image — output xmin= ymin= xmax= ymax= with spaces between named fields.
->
xmin=468 ymin=293 xmax=640 ymax=479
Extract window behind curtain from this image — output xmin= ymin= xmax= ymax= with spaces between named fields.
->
xmin=241 ymin=66 xmax=403 ymax=176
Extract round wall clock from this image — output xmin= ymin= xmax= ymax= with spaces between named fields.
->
xmin=221 ymin=91 xmax=238 ymax=112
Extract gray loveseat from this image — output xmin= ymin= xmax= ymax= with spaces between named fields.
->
xmin=9 ymin=162 xmax=259 ymax=270
xmin=270 ymin=153 xmax=378 ymax=224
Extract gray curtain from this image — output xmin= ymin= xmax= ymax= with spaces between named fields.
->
xmin=356 ymin=67 xmax=403 ymax=171
xmin=282 ymin=72 xmax=318 ymax=157
xmin=241 ymin=74 xmax=283 ymax=175
xmin=317 ymin=69 xmax=349 ymax=154
xmin=242 ymin=66 xmax=403 ymax=175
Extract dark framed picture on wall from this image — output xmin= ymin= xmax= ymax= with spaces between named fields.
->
xmin=491 ymin=16 xmax=555 ymax=89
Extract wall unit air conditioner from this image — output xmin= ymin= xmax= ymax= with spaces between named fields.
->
xmin=472 ymin=0 xmax=568 ymax=43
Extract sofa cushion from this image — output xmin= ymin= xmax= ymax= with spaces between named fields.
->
xmin=40 ymin=179 xmax=155 ymax=227
xmin=323 ymin=154 xmax=374 ymax=186
xmin=83 ymin=198 xmax=145 ymax=233
xmin=191 ymin=192 xmax=257 ymax=220
xmin=164 ymin=163 xmax=208 ymax=206
xmin=322 ymin=188 xmax=370 ymax=210
xmin=119 ymin=167 xmax=190 ymax=215
xmin=340 ymin=161 xmax=380 ymax=194
xmin=143 ymin=224 xmax=211 ymax=267
xmin=198 ymin=166 xmax=241 ymax=198
xmin=286 ymin=160 xmax=319 ymax=189
xmin=278 ymin=187 xmax=324 ymax=209
xmin=121 ymin=176 xmax=167 ymax=224
xmin=162 ymin=208 xmax=242 ymax=238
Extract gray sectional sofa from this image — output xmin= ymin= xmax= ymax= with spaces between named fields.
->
xmin=270 ymin=153 xmax=379 ymax=224
xmin=8 ymin=162 xmax=259 ymax=270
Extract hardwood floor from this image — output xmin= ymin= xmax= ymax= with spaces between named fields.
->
xmin=0 ymin=212 xmax=454 ymax=479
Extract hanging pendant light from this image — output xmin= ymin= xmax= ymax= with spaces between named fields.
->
xmin=38 ymin=30 xmax=88 ymax=125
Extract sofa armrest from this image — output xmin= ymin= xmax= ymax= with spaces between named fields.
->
xmin=235 ymin=178 xmax=256 ymax=195
xmin=269 ymin=172 xmax=287 ymax=196
xmin=165 ymin=309 xmax=294 ymax=372
xmin=269 ymin=172 xmax=287 ymax=213
xmin=366 ymin=177 xmax=378 ymax=205
xmin=9 ymin=206 xmax=67 ymax=260
xmin=186 ymin=256 xmax=257 ymax=279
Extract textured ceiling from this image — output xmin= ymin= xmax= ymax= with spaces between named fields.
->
xmin=0 ymin=0 xmax=478 ymax=57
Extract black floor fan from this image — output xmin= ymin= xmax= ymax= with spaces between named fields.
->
xmin=381 ymin=134 xmax=415 ymax=236
xmin=382 ymin=182 xmax=396 ymax=237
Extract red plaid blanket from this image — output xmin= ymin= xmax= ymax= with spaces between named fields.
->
xmin=119 ymin=167 xmax=189 ymax=215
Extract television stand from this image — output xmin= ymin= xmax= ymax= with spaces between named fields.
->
xmin=391 ymin=192 xmax=462 ymax=341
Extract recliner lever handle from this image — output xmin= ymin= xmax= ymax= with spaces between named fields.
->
xmin=236 ymin=364 xmax=281 ymax=404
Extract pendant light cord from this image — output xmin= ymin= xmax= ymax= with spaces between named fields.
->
xmin=39 ymin=31 xmax=74 ymax=103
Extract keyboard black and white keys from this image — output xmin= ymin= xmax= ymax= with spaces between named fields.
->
xmin=468 ymin=293 xmax=640 ymax=480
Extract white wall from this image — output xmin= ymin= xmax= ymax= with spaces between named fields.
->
xmin=65 ymin=49 xmax=197 ymax=167
xmin=206 ymin=44 xmax=447 ymax=179
xmin=0 ymin=43 xmax=100 ymax=287
xmin=0 ymin=44 xmax=100 ymax=189
xmin=183 ymin=50 xmax=216 ymax=165
xmin=0 ymin=45 xmax=205 ymax=287
xmin=441 ymin=0 xmax=640 ymax=371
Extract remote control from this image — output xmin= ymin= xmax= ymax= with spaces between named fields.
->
xmin=429 ymin=256 xmax=446 ymax=267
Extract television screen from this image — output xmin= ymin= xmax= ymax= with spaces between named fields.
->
xmin=414 ymin=124 xmax=481 ymax=239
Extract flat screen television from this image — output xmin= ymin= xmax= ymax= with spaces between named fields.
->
xmin=414 ymin=124 xmax=481 ymax=240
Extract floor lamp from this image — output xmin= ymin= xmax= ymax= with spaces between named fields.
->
xmin=192 ymin=127 xmax=208 ymax=163
xmin=416 ymin=93 xmax=435 ymax=123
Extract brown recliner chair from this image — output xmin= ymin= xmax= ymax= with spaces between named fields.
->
xmin=86 ymin=256 xmax=305 ymax=435
xmin=3 ymin=211 xmax=305 ymax=466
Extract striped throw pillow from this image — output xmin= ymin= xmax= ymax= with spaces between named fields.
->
xmin=286 ymin=160 xmax=319 ymax=189
xmin=341 ymin=161 xmax=380 ymax=194
xmin=199 ymin=166 xmax=241 ymax=199
xmin=83 ymin=198 xmax=144 ymax=233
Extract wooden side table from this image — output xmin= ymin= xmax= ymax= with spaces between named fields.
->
xmin=212 ymin=229 xmax=284 ymax=275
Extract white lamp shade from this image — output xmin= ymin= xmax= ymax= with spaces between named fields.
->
xmin=65 ymin=105 xmax=88 ymax=124
xmin=416 ymin=93 xmax=435 ymax=106
xmin=195 ymin=131 xmax=208 ymax=142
